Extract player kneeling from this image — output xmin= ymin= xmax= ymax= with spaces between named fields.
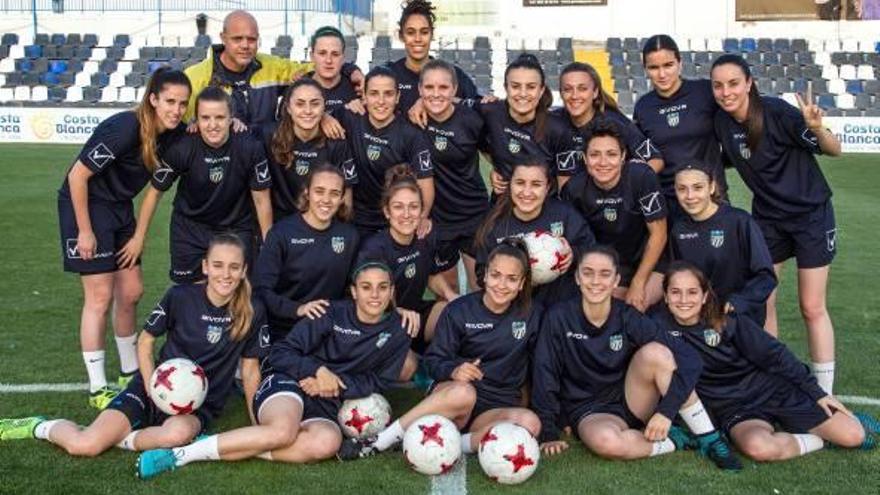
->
xmin=652 ymin=262 xmax=877 ymax=461
xmin=338 ymin=238 xmax=543 ymax=460
xmin=0 ymin=234 xmax=268 ymax=457
xmin=532 ymin=246 xmax=741 ymax=470
xmin=136 ymin=261 xmax=410 ymax=479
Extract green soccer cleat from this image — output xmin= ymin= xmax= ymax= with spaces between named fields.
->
xmin=0 ymin=416 xmax=45 ymax=440
xmin=697 ymin=431 xmax=743 ymax=471
xmin=137 ymin=449 xmax=178 ymax=480
xmin=668 ymin=425 xmax=697 ymax=451
xmin=89 ymin=386 xmax=120 ymax=410
xmin=117 ymin=372 xmax=135 ymax=390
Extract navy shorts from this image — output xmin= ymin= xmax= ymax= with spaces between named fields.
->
xmin=58 ymin=196 xmax=136 ymax=275
xmin=252 ymin=372 xmax=341 ymax=426
xmin=756 ymin=201 xmax=837 ymax=269
xmin=436 ymin=216 xmax=484 ymax=262
xmin=466 ymin=387 xmax=521 ymax=432
xmin=713 ymin=384 xmax=829 ymax=435
xmin=107 ymin=375 xmax=211 ymax=432
xmin=169 ymin=212 xmax=255 ymax=283
xmin=565 ymin=386 xmax=645 ymax=431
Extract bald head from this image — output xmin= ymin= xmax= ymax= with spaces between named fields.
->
xmin=219 ymin=10 xmax=259 ymax=72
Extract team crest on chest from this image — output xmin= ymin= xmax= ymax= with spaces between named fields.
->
xmin=666 ymin=111 xmax=680 ymax=128
xmin=508 ymin=138 xmax=521 ymax=154
xmin=434 ymin=135 xmax=448 ymax=152
xmin=703 ymin=328 xmax=721 ymax=347
xmin=511 ymin=321 xmax=527 ymax=340
xmin=739 ymin=142 xmax=751 ymax=160
xmin=709 ymin=229 xmax=725 ymax=248
xmin=331 ymin=236 xmax=346 ymax=254
xmin=550 ymin=221 xmax=564 ymax=237
xmin=376 ymin=331 xmax=391 ymax=348
xmin=295 ymin=159 xmax=310 ymax=176
xmin=404 ymin=262 xmax=417 ymax=279
xmin=206 ymin=324 xmax=223 ymax=344
xmin=603 ymin=207 xmax=618 ymax=222
xmin=367 ymin=144 xmax=382 ymax=161
xmin=609 ymin=333 xmax=624 ymax=352
xmin=208 ymin=165 xmax=224 ymax=184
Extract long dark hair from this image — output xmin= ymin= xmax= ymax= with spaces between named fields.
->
xmin=474 ymin=161 xmax=551 ymax=250
xmin=559 ymin=62 xmax=619 ymax=115
xmin=136 ymin=67 xmax=191 ymax=172
xmin=298 ymin=162 xmax=350 ymax=221
xmin=663 ymin=261 xmax=726 ymax=331
xmin=272 ymin=78 xmax=327 ymax=168
xmin=641 ymin=34 xmax=682 ymax=66
xmin=711 ymin=54 xmax=764 ymax=152
xmin=486 ymin=237 xmax=533 ymax=316
xmin=398 ymin=0 xmax=436 ymax=34
xmin=504 ymin=53 xmax=553 ymax=141
xmin=205 ymin=233 xmax=253 ymax=342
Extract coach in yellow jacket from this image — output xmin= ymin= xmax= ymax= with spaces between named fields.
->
xmin=185 ymin=10 xmax=361 ymax=127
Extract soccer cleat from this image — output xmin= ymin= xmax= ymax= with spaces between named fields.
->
xmin=336 ymin=437 xmax=378 ymax=461
xmin=137 ymin=449 xmax=178 ymax=480
xmin=117 ymin=372 xmax=135 ymax=390
xmin=668 ymin=425 xmax=697 ymax=451
xmin=0 ymin=416 xmax=45 ymax=440
xmin=697 ymin=432 xmax=743 ymax=471
xmin=89 ymin=386 xmax=120 ymax=410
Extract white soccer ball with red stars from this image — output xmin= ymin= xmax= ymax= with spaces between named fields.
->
xmin=148 ymin=358 xmax=208 ymax=416
xmin=337 ymin=393 xmax=392 ymax=439
xmin=402 ymin=414 xmax=461 ymax=475
xmin=522 ymin=231 xmax=571 ymax=285
xmin=478 ymin=422 xmax=540 ymax=484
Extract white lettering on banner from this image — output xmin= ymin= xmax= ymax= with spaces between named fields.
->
xmin=0 ymin=107 xmax=120 ymax=144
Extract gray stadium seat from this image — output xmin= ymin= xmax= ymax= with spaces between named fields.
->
xmin=763 ymin=52 xmax=779 ymax=65
xmin=99 ymin=59 xmax=118 ymax=73
xmin=617 ymin=91 xmax=635 ymax=107
xmin=613 ymin=78 xmax=630 ymax=92
xmin=854 ymin=93 xmax=873 ymax=109
xmin=106 ymin=46 xmax=125 ymax=60
xmin=74 ymin=46 xmax=92 ymax=59
xmin=83 ymin=33 xmax=98 ymax=47
xmin=34 ymin=33 xmax=50 ymax=45
xmin=475 ymin=36 xmax=491 ymax=50
xmin=374 ymin=35 xmax=391 ymax=49
xmin=191 ymin=47 xmax=207 ymax=60
xmin=779 ymin=52 xmax=796 ymax=65
xmin=773 ymin=39 xmax=791 ymax=52
xmin=0 ymin=45 xmax=8 ymax=59
xmin=1 ymin=33 xmax=18 ymax=45
xmin=91 ymin=73 xmax=110 ymax=87
xmin=757 ymin=38 xmax=773 ymax=52
xmin=48 ymin=86 xmax=66 ymax=101
xmin=745 ymin=52 xmax=761 ymax=65
xmin=774 ymin=79 xmax=793 ymax=93
xmin=344 ymin=35 xmax=359 ymax=48
xmin=113 ymin=34 xmax=130 ymax=47
xmin=139 ymin=46 xmax=157 ymax=59
xmin=276 ymin=35 xmax=293 ymax=47
xmin=50 ymin=33 xmax=65 ymax=45
xmin=173 ymin=47 xmax=191 ymax=60
xmin=557 ymin=37 xmax=573 ymax=51
xmin=623 ymin=38 xmax=639 ymax=50
xmin=155 ymin=47 xmax=173 ymax=60
xmin=42 ymin=45 xmax=58 ymax=58
xmin=791 ymin=39 xmax=807 ymax=52
xmin=66 ymin=34 xmax=82 ymax=46
xmin=865 ymin=108 xmax=880 ymax=117
xmin=606 ymin=38 xmax=622 ymax=50
xmin=865 ymin=80 xmax=880 ymax=95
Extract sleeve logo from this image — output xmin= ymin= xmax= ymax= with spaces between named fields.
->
xmin=341 ymin=159 xmax=357 ymax=181
xmin=152 ymin=160 xmax=174 ymax=184
xmin=417 ymin=149 xmax=433 ymax=172
xmin=146 ymin=304 xmax=166 ymax=326
xmin=639 ymin=192 xmax=662 ymax=216
xmin=255 ymin=160 xmax=270 ymax=183
xmin=556 ymin=150 xmax=580 ymax=172
xmin=87 ymin=142 xmax=115 ymax=170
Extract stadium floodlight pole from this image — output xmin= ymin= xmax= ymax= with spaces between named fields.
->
xmin=31 ymin=0 xmax=37 ymax=41
xmin=284 ymin=0 xmax=289 ymax=36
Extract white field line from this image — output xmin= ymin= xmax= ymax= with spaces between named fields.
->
xmin=431 ymin=452 xmax=467 ymax=495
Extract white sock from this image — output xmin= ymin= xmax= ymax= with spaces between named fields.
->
xmin=679 ymin=400 xmax=715 ymax=435
xmin=812 ymin=361 xmax=835 ymax=395
xmin=460 ymin=433 xmax=475 ymax=454
xmin=114 ymin=334 xmax=139 ymax=375
xmin=172 ymin=435 xmax=220 ymax=467
xmin=257 ymin=451 xmax=273 ymax=461
xmin=375 ymin=420 xmax=405 ymax=451
xmin=793 ymin=433 xmax=824 ymax=456
xmin=82 ymin=351 xmax=107 ymax=392
xmin=650 ymin=438 xmax=676 ymax=456
xmin=33 ymin=419 xmax=62 ymax=441
xmin=116 ymin=430 xmax=140 ymax=451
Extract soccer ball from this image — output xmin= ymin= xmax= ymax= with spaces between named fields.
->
xmin=148 ymin=358 xmax=208 ymax=416
xmin=478 ymin=422 xmax=540 ymax=484
xmin=337 ymin=393 xmax=392 ymax=439
xmin=522 ymin=231 xmax=571 ymax=285
xmin=402 ymin=414 xmax=461 ymax=475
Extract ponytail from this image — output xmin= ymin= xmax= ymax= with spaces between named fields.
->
xmin=711 ymin=54 xmax=764 ymax=151
xmin=206 ymin=233 xmax=254 ymax=341
xmin=136 ymin=67 xmax=191 ymax=172
xmin=664 ymin=261 xmax=726 ymax=332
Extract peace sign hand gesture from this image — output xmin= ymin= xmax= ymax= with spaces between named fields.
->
xmin=795 ymin=83 xmax=824 ymax=131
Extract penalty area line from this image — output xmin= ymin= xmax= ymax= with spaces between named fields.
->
xmin=0 ymin=383 xmax=90 ymax=393
xmin=431 ymin=451 xmax=467 ymax=495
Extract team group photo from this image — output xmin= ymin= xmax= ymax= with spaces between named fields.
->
xmin=0 ymin=0 xmax=878 ymax=493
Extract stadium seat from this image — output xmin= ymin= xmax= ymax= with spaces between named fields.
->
xmin=773 ymin=39 xmax=791 ymax=52
xmin=740 ymin=38 xmax=756 ymax=52
xmin=24 ymin=44 xmax=42 ymax=58
xmin=722 ymin=38 xmax=739 ymax=52
xmin=825 ymin=108 xmax=843 ymax=116
xmin=745 ymin=52 xmax=761 ymax=65
xmin=841 ymin=39 xmax=859 ymax=52
xmin=118 ymin=86 xmax=137 ymax=103
xmin=47 ymin=85 xmax=65 ymax=101
xmin=108 ymin=71 xmax=126 ymax=88
xmin=15 ymin=58 xmax=33 ymax=72
xmin=13 ymin=85 xmax=30 ymax=101
xmin=100 ymin=86 xmax=118 ymax=103
xmin=817 ymin=93 xmax=836 ymax=108
xmin=857 ymin=65 xmax=875 ymax=80
xmin=865 ymin=80 xmax=880 ymax=94
xmin=821 ymin=65 xmax=839 ymax=80
xmin=30 ymin=85 xmax=48 ymax=102
xmin=66 ymin=33 xmax=82 ymax=46
xmin=791 ymin=39 xmax=808 ymax=53
xmin=606 ymin=37 xmax=622 ymax=50
xmin=775 ymin=79 xmax=793 ymax=93
xmin=83 ymin=33 xmax=98 ymax=47
xmin=623 ymin=38 xmax=639 ymax=50
xmin=828 ymin=78 xmax=846 ymax=95
xmin=854 ymin=93 xmax=873 ymax=109
xmin=34 ymin=33 xmax=49 ymax=45
xmin=836 ymin=93 xmax=855 ymax=109
xmin=132 ymin=60 xmax=149 ymax=74
xmin=277 ymin=35 xmax=293 ymax=47
xmin=82 ymin=86 xmax=101 ymax=102
xmin=194 ymin=34 xmax=212 ymax=48
xmin=757 ymin=38 xmax=773 ymax=52
xmin=1 ymin=33 xmax=18 ymax=45
xmin=117 ymin=61 xmax=132 ymax=75
xmin=104 ymin=46 xmax=124 ymax=61
xmin=0 ymin=56 xmax=13 ymax=72
xmin=139 ymin=46 xmax=157 ymax=60
xmin=91 ymin=72 xmax=110 ymax=87
xmin=846 ymin=80 xmax=863 ymax=94
xmin=155 ymin=47 xmax=173 ymax=61
xmin=0 ymin=87 xmax=13 ymax=102
xmin=147 ymin=61 xmax=166 ymax=73
xmin=779 ymin=52 xmax=797 ymax=65
xmin=50 ymin=33 xmax=65 ymax=45
xmin=40 ymin=72 xmax=60 ymax=86
xmin=123 ymin=45 xmax=140 ymax=60
xmin=766 ymin=65 xmax=785 ymax=79
xmin=839 ymin=64 xmax=857 ymax=80
xmin=49 ymin=59 xmax=68 ymax=74
xmin=763 ymin=52 xmax=779 ymax=65
xmin=125 ymin=72 xmax=144 ymax=87
xmin=74 ymin=71 xmax=91 ymax=87
xmin=866 ymin=108 xmax=880 ymax=117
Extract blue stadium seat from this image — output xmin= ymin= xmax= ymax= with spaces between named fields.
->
xmin=792 ymin=78 xmax=808 ymax=94
xmin=1 ymin=33 xmax=18 ymax=45
xmin=610 ymin=52 xmax=625 ymax=66
xmin=74 ymin=46 xmax=91 ymax=59
xmin=50 ymin=33 xmax=66 ymax=45
xmin=740 ymin=38 xmax=757 ymax=52
xmin=15 ymin=59 xmax=34 ymax=72
xmin=41 ymin=72 xmax=60 ymax=85
xmin=83 ymin=33 xmax=98 ymax=47
xmin=114 ymin=34 xmax=130 ymax=47
xmin=723 ymin=38 xmax=739 ymax=52
xmin=91 ymin=72 xmax=110 ymax=87
xmin=846 ymin=80 xmax=863 ymax=94
xmin=817 ymin=94 xmax=835 ymax=108
xmin=875 ymin=41 xmax=880 ymax=53
xmin=99 ymin=59 xmax=117 ymax=73
xmin=0 ymin=45 xmax=7 ymax=59
xmin=24 ymin=44 xmax=42 ymax=58
xmin=49 ymin=60 xmax=67 ymax=74
xmin=773 ymin=39 xmax=791 ymax=52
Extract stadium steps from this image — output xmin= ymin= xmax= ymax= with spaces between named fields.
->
xmin=574 ymin=48 xmax=614 ymax=97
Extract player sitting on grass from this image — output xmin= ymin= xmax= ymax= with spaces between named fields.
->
xmin=0 ymin=234 xmax=268 ymax=457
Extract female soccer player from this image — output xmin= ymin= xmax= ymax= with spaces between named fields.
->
xmin=338 ymin=239 xmax=543 ymax=460
xmin=554 ymin=62 xmax=662 ymax=175
xmin=387 ymin=0 xmax=479 ymax=114
xmin=57 ymin=67 xmax=190 ymax=408
xmin=711 ymin=54 xmax=842 ymax=394
xmin=474 ymin=161 xmax=595 ymax=305
xmin=254 ymin=164 xmax=359 ymax=342
xmin=671 ymin=164 xmax=776 ymax=325
xmin=634 ymin=34 xmax=727 ymax=219
xmin=561 ymin=123 xmax=667 ymax=312
xmin=654 ymin=262 xmax=874 ymax=461
xmin=334 ymin=67 xmax=435 ymax=236
xmin=260 ymin=78 xmax=356 ymax=220
xmin=357 ymin=165 xmax=459 ymax=380
xmin=1 ymin=234 xmax=269 ymax=458
xmin=480 ymin=53 xmax=580 ymax=193
xmin=418 ymin=59 xmax=489 ymax=291
xmin=134 ymin=86 xmax=273 ymax=283
xmin=533 ymin=247 xmax=740 ymax=470
xmin=308 ymin=26 xmax=359 ymax=113
xmin=136 ymin=261 xmax=410 ymax=477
